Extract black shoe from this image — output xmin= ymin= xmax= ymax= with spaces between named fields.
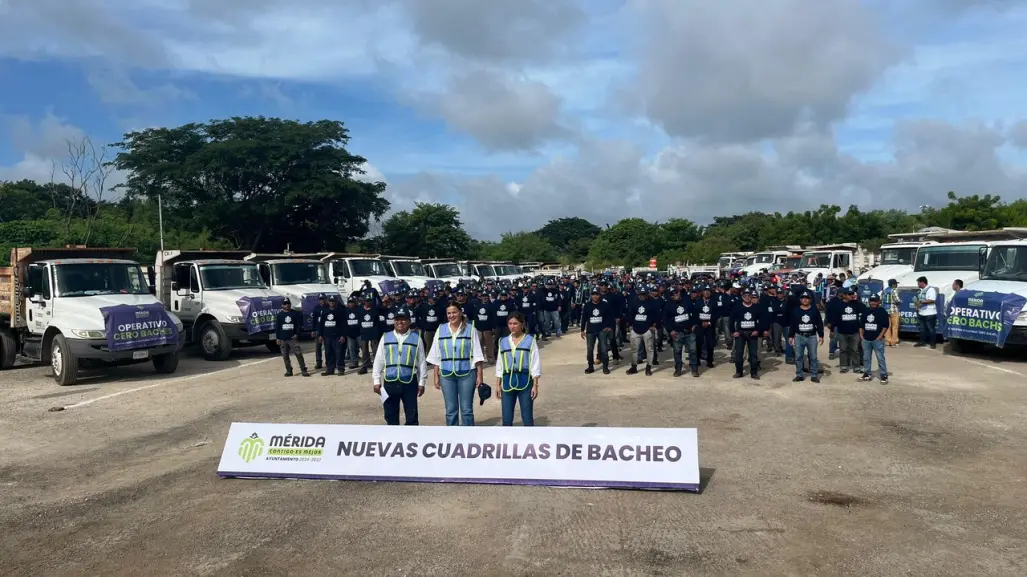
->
xmin=645 ymin=366 xmax=653 ymax=376
xmin=323 ymin=370 xmax=338 ymax=376
xmin=793 ymin=376 xmax=804 ymax=382
xmin=750 ymin=374 xmax=759 ymax=381
xmin=339 ymin=368 xmax=346 ymax=376
xmin=691 ymin=369 xmax=700 ymax=377
xmin=913 ymin=343 xmax=925 ymax=348
xmin=732 ymin=372 xmax=743 ymax=378
xmin=358 ymin=368 xmax=368 ymax=375
xmin=673 ymin=369 xmax=682 ymax=377
xmin=652 ymin=359 xmax=660 ymax=366
xmin=706 ymin=362 xmax=715 ymax=369
xmin=840 ymin=368 xmax=849 ymax=374
xmin=811 ymin=376 xmax=821 ymax=383
xmin=314 ymin=364 xmax=323 ymax=370
xmin=929 ymin=344 xmax=936 ymax=349
xmin=880 ymin=376 xmax=889 ymax=384
xmin=602 ymin=366 xmax=610 ymax=375
xmin=626 ymin=366 xmax=638 ymax=375
xmin=829 ymin=353 xmax=836 ymax=360
xmin=301 ymin=370 xmax=311 ymax=377
xmin=585 ymin=366 xmax=595 ymax=374
xmin=284 ymin=371 xmax=293 ymax=377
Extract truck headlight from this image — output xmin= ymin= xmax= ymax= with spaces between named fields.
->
xmin=69 ymin=329 xmax=106 ymax=339
xmin=225 ymin=316 xmax=245 ymax=323
xmin=1018 ymin=311 xmax=1027 ymax=322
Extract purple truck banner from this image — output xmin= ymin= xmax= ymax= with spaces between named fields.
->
xmin=944 ymin=290 xmax=1026 ymax=348
xmin=236 ymin=296 xmax=286 ymax=335
xmin=100 ymin=303 xmax=179 ymax=352
xmin=301 ymin=293 xmax=340 ymax=332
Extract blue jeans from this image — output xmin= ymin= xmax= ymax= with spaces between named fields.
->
xmin=672 ymin=331 xmax=698 ymax=370
xmin=793 ymin=334 xmax=819 ymax=378
xmin=501 ymin=387 xmax=534 ymax=426
xmin=862 ymin=339 xmax=888 ymax=378
xmin=543 ymin=310 xmax=561 ymax=335
xmin=829 ymin=331 xmax=838 ymax=354
xmin=440 ymin=372 xmax=477 ymax=426
xmin=784 ymin=326 xmax=794 ymax=362
xmin=918 ymin=315 xmax=937 ymax=345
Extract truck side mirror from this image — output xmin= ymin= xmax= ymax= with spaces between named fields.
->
xmin=22 ymin=286 xmax=34 ymax=300
xmin=978 ymin=247 xmax=987 ymax=275
xmin=171 ymin=281 xmax=180 ymax=292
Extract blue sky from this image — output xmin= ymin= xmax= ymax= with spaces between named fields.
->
xmin=2 ymin=0 xmax=1026 ymax=239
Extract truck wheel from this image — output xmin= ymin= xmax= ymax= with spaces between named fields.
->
xmin=51 ymin=334 xmax=79 ymax=386
xmin=265 ymin=341 xmax=281 ymax=353
xmin=153 ymin=351 xmax=179 ymax=374
xmin=0 ymin=329 xmax=16 ymax=370
xmin=949 ymin=338 xmax=982 ymax=355
xmin=199 ymin=321 xmax=233 ymax=361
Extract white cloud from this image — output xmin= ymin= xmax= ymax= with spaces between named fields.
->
xmin=0 ymin=114 xmax=126 ymax=191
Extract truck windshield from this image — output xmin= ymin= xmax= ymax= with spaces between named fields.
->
xmin=717 ymin=257 xmax=732 ymax=268
xmin=199 ymin=264 xmax=266 ymax=290
xmin=880 ymin=247 xmax=917 ymax=265
xmin=743 ymin=256 xmax=756 ymax=266
xmin=391 ymin=261 xmax=427 ymax=276
xmin=55 ymin=263 xmax=150 ymax=297
xmin=349 ymin=259 xmax=388 ymax=276
xmin=431 ymin=263 xmax=462 ymax=277
xmin=272 ymin=262 xmax=329 ymax=285
xmin=799 ymin=252 xmax=830 ymax=268
xmin=754 ymin=254 xmax=774 ymax=264
xmin=980 ymin=245 xmax=1027 ymax=280
xmin=475 ymin=265 xmax=496 ymax=277
xmin=913 ymin=245 xmax=983 ymax=272
xmin=784 ymin=257 xmax=801 ymax=268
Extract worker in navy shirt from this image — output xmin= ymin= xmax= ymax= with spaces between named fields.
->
xmin=580 ymin=287 xmax=615 ymax=374
xmin=600 ymin=284 xmax=624 ymax=362
xmin=730 ymin=289 xmax=765 ymax=380
xmin=788 ymin=291 xmax=824 ymax=383
xmin=763 ymin=286 xmax=787 ymax=356
xmin=664 ymin=288 xmax=699 ymax=377
xmin=275 ymin=298 xmax=310 ymax=377
xmin=342 ymin=293 xmax=362 ymax=370
xmin=859 ymin=294 xmax=889 ymax=383
xmin=694 ymin=285 xmax=717 ymax=368
xmin=317 ymin=295 xmax=346 ymax=376
xmin=357 ymin=297 xmax=382 ymax=375
xmin=627 ymin=286 xmax=660 ymax=376
xmin=309 ymin=293 xmax=328 ymax=370
xmin=825 ymin=288 xmax=846 ymax=360
xmin=834 ymin=288 xmax=865 ymax=374
xmin=416 ymin=292 xmax=443 ymax=352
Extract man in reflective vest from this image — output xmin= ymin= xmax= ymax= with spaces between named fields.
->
xmin=371 ymin=308 xmax=428 ymax=425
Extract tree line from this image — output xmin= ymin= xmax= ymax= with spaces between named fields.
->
xmin=3 ymin=116 xmax=1027 ymax=267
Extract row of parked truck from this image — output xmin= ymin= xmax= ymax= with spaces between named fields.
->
xmin=0 ymin=248 xmax=532 ymax=386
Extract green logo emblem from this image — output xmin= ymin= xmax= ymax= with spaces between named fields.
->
xmin=238 ymin=433 xmax=264 ymax=463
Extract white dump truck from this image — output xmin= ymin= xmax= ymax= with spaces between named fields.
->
xmin=423 ymin=259 xmax=474 ymax=286
xmin=380 ymin=255 xmax=433 ymax=289
xmin=1 ymin=246 xmax=184 ymax=385
xmin=796 ymin=244 xmax=869 ymax=284
xmin=949 ymin=235 xmax=1027 ymax=352
xmin=244 ymin=253 xmax=341 ymax=333
xmin=155 ymin=250 xmax=285 ymax=361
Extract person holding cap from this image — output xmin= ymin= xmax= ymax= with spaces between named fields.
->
xmin=427 ymin=302 xmax=485 ymax=426
xmin=859 ymin=294 xmax=889 ymax=383
xmin=496 ymin=312 xmax=542 ymax=426
xmin=788 ymin=291 xmax=824 ymax=383
xmin=372 ymin=307 xmax=428 ymax=425
xmin=275 ymin=298 xmax=310 ymax=377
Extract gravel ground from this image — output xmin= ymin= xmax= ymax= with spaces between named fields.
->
xmin=1 ymin=335 xmax=1026 ymax=577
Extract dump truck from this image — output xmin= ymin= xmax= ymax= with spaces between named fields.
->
xmin=243 ymin=253 xmax=341 ymax=333
xmin=1 ymin=247 xmax=184 ymax=385
xmin=154 ymin=250 xmax=285 ymax=361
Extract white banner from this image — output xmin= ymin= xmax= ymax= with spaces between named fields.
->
xmin=217 ymin=423 xmax=700 ymax=491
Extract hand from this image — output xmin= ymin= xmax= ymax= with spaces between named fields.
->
xmin=475 ymin=374 xmax=483 ymax=387
xmin=789 ymin=338 xmax=795 ymax=346
xmin=417 ymin=386 xmax=425 ymax=397
xmin=338 ymin=336 xmax=345 ymax=343
xmin=818 ymin=337 xmax=824 ymax=345
xmin=373 ymin=384 xmax=381 ymax=395
xmin=580 ymin=332 xmax=586 ymax=340
xmin=751 ymin=331 xmax=759 ymax=337
xmin=670 ymin=331 xmax=677 ymax=340
xmin=276 ymin=339 xmax=281 ymax=345
xmin=318 ymin=336 xmax=324 ymax=343
xmin=310 ymin=332 xmax=316 ymax=339
xmin=763 ymin=331 xmax=769 ymax=337
xmin=732 ymin=332 xmax=740 ymax=338
xmin=434 ymin=379 xmax=441 ymax=390
xmin=530 ymin=385 xmax=539 ymax=400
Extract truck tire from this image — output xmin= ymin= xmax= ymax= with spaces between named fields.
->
xmin=51 ymin=334 xmax=79 ymax=386
xmin=265 ymin=341 xmax=281 ymax=354
xmin=0 ymin=329 xmax=16 ymax=370
xmin=949 ymin=338 xmax=982 ymax=355
xmin=199 ymin=321 xmax=233 ymax=361
xmin=152 ymin=351 xmax=179 ymax=374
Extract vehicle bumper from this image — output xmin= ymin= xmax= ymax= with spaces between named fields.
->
xmin=66 ymin=338 xmax=182 ymax=360
xmin=220 ymin=323 xmax=275 ymax=343
xmin=1003 ymin=326 xmax=1027 ymax=346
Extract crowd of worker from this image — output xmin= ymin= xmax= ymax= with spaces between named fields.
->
xmin=271 ymin=266 xmax=946 ymax=427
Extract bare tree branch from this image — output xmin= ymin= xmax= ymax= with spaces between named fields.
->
xmin=58 ymin=136 xmax=116 ymax=245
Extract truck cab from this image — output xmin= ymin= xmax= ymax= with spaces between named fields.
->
xmin=319 ymin=253 xmax=400 ymax=298
xmin=155 ymin=250 xmax=284 ymax=361
xmin=950 ymin=239 xmax=1027 ymax=351
xmin=857 ymin=242 xmax=932 ymax=293
xmin=244 ymin=254 xmax=341 ymax=332
xmin=380 ymin=256 xmax=432 ymax=290
xmin=423 ymin=260 xmax=474 ymax=286
xmin=797 ymin=244 xmax=865 ymax=284
xmin=739 ymin=251 xmax=790 ymax=276
xmin=1 ymin=247 xmax=184 ymax=385
xmin=892 ymin=240 xmax=991 ymax=335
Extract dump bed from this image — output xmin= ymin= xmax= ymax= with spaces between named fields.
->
xmin=1 ymin=247 xmax=137 ymax=323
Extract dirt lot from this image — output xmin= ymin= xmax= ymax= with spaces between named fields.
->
xmin=1 ymin=335 xmax=1026 ymax=577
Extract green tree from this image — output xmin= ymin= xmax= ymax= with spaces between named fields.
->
xmin=486 ymin=232 xmax=558 ymax=262
xmin=381 ymin=203 xmax=472 ymax=258
xmin=534 ymin=217 xmax=601 ymax=252
xmin=110 ymin=116 xmax=389 ymax=252
xmin=587 ymin=218 xmax=667 ymax=266
xmin=659 ymin=218 xmax=702 ymax=251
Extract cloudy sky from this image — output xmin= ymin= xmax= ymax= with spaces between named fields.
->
xmin=2 ymin=0 xmax=1026 ymax=239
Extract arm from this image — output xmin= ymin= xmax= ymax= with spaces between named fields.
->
xmin=371 ymin=338 xmax=386 ymax=386
xmin=425 ymin=333 xmax=442 ymax=367
xmin=416 ymin=340 xmax=428 ymax=391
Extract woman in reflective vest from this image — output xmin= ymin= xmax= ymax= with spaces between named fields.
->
xmin=494 ymin=312 xmax=542 ymax=426
xmin=427 ymin=303 xmax=485 ymax=426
